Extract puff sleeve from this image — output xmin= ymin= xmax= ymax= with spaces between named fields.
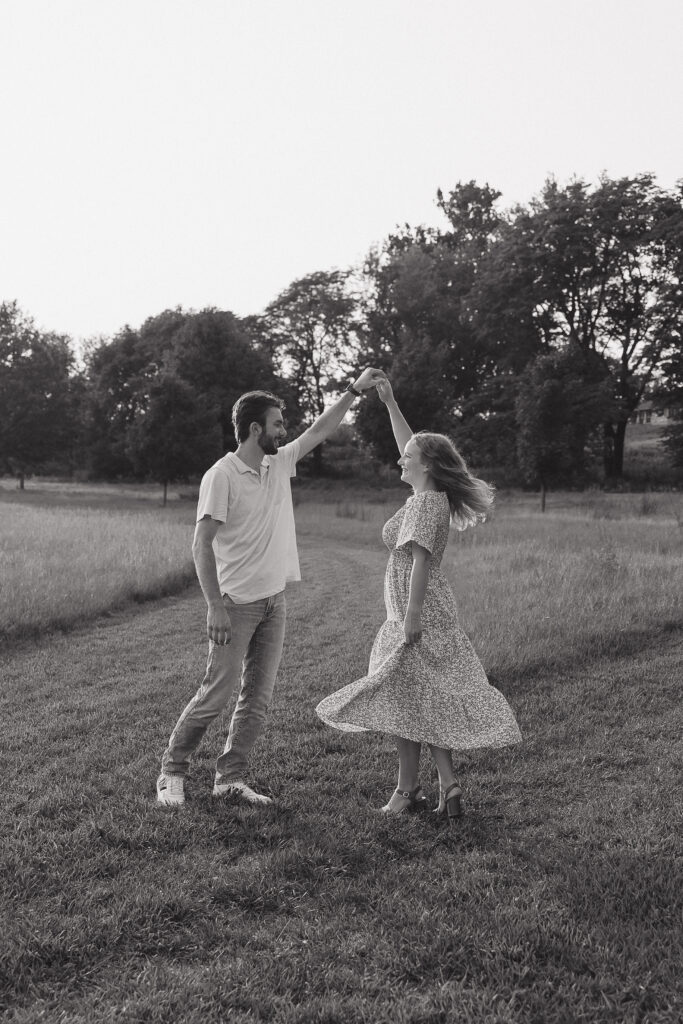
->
xmin=396 ymin=492 xmax=441 ymax=554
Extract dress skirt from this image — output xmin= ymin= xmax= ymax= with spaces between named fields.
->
xmin=315 ymin=491 xmax=522 ymax=751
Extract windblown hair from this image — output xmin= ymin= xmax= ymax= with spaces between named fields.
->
xmin=232 ymin=391 xmax=285 ymax=443
xmin=412 ymin=431 xmax=494 ymax=530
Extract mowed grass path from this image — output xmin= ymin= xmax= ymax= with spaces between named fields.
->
xmin=1 ymin=522 xmax=682 ymax=1023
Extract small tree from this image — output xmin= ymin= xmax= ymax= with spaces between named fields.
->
xmin=126 ymin=369 xmax=222 ymax=505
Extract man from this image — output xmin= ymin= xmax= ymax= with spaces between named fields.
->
xmin=156 ymin=367 xmax=386 ymax=806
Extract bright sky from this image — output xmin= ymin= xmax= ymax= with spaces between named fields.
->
xmin=1 ymin=0 xmax=681 ymax=343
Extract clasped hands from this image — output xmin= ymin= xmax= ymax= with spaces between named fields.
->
xmin=353 ymin=369 xmax=397 ymax=406
xmin=353 ymin=367 xmax=387 ymax=392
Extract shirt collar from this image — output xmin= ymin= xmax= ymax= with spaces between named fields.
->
xmin=227 ymin=451 xmax=268 ymax=475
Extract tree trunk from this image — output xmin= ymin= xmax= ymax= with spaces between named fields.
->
xmin=613 ymin=420 xmax=628 ymax=478
xmin=603 ymin=420 xmax=628 ymax=480
xmin=540 ymin=480 xmax=546 ymax=513
xmin=162 ymin=480 xmax=168 ymax=506
xmin=18 ymin=471 xmax=25 ymax=490
xmin=603 ymin=423 xmax=616 ymax=479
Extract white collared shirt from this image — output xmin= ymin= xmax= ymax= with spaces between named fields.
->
xmin=196 ymin=439 xmax=301 ymax=603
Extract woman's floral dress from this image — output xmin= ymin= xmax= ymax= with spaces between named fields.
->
xmin=315 ymin=490 xmax=522 ymax=749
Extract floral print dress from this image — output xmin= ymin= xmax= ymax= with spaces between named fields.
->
xmin=315 ymin=490 xmax=522 ymax=749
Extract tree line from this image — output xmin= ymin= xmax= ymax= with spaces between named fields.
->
xmin=2 ymin=173 xmax=682 ymax=499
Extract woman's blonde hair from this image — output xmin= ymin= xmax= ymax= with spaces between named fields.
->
xmin=412 ymin=431 xmax=494 ymax=530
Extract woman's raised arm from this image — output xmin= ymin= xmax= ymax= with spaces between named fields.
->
xmin=376 ymin=379 xmax=413 ymax=455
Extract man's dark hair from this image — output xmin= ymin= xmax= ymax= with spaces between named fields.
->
xmin=232 ymin=391 xmax=285 ymax=444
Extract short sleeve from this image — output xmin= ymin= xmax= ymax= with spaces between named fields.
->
xmin=396 ymin=492 xmax=440 ymax=554
xmin=196 ymin=465 xmax=231 ymax=523
xmin=275 ymin=439 xmax=301 ymax=478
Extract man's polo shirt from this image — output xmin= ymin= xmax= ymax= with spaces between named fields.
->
xmin=196 ymin=440 xmax=301 ymax=603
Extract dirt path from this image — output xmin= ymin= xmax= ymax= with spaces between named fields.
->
xmin=2 ymin=534 xmax=681 ymax=718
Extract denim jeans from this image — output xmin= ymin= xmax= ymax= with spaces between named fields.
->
xmin=161 ymin=591 xmax=286 ymax=781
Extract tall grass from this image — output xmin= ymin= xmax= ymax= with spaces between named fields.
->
xmin=2 ymin=491 xmax=682 ymax=667
xmin=449 ymin=511 xmax=683 ymax=676
xmin=297 ymin=494 xmax=683 ymax=677
xmin=0 ymin=504 xmax=195 ymax=641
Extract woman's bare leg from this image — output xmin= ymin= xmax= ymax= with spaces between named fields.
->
xmin=382 ymin=736 xmax=422 ymax=812
xmin=428 ymin=744 xmax=461 ymax=812
xmin=396 ymin=736 xmax=421 ymax=790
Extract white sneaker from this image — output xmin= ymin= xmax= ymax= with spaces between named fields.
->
xmin=156 ymin=773 xmax=185 ymax=806
xmin=212 ymin=778 xmax=273 ymax=805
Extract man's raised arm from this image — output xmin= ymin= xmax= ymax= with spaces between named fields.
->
xmin=295 ymin=367 xmax=386 ymax=460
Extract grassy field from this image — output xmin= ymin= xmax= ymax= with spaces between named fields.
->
xmin=2 ymin=483 xmax=682 ymax=662
xmin=1 ymin=482 xmax=682 ymax=1021
xmin=0 ymin=503 xmax=196 ymax=642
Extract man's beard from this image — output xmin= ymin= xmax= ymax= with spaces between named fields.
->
xmin=258 ymin=434 xmax=279 ymax=456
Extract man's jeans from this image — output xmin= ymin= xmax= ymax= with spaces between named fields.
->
xmin=161 ymin=591 xmax=286 ymax=781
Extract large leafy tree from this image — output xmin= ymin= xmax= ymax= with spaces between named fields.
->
xmin=0 ymin=301 xmax=77 ymax=487
xmin=256 ymin=270 xmax=362 ymax=471
xmin=85 ymin=325 xmax=159 ymax=478
xmin=86 ymin=307 xmax=279 ymax=478
xmin=477 ymin=175 xmax=683 ymax=478
xmin=164 ymin=309 xmax=281 ymax=450
xmin=356 ymin=183 xmax=521 ymax=460
xmin=653 ymin=185 xmax=683 ymax=468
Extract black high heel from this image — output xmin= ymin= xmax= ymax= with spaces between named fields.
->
xmin=380 ymin=786 xmax=428 ymax=815
xmin=435 ymin=782 xmax=464 ymax=822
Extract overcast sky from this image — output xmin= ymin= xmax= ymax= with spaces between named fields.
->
xmin=1 ymin=0 xmax=681 ymax=342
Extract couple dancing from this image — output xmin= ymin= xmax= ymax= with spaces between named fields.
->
xmin=156 ymin=368 xmax=521 ymax=819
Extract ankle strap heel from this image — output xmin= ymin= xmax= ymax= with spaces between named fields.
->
xmin=381 ymin=786 xmax=428 ymax=815
xmin=443 ymin=782 xmax=463 ymax=822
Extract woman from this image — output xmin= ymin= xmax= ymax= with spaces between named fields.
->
xmin=315 ymin=380 xmax=521 ymax=820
